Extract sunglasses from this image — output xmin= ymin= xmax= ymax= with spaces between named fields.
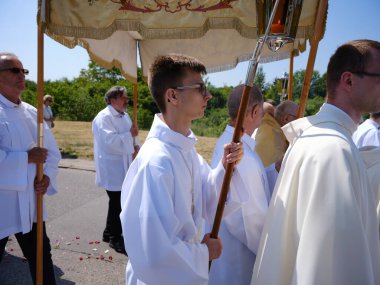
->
xmin=0 ymin=67 xmax=29 ymax=75
xmin=350 ymin=71 xmax=380 ymax=77
xmin=173 ymin=83 xmax=208 ymax=97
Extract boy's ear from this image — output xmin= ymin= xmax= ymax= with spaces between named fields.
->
xmin=166 ymin=88 xmax=177 ymax=104
xmin=251 ymin=104 xmax=258 ymax=116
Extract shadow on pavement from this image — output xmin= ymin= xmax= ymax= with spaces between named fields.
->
xmin=0 ymin=252 xmax=74 ymax=285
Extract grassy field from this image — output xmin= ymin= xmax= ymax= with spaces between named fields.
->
xmin=52 ymin=121 xmax=218 ymax=163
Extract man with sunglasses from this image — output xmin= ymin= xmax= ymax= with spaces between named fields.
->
xmin=120 ymin=54 xmax=245 ymax=285
xmin=0 ymin=52 xmax=61 ymax=284
xmin=251 ymin=40 xmax=380 ymax=285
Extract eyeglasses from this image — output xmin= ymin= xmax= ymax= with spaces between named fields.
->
xmin=351 ymin=71 xmax=380 ymax=77
xmin=0 ymin=67 xmax=29 ymax=75
xmin=173 ymin=83 xmax=208 ymax=97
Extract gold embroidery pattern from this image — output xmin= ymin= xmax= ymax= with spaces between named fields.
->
xmin=110 ymin=0 xmax=238 ymax=13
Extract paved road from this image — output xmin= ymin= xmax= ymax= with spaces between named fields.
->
xmin=0 ymin=160 xmax=128 ymax=285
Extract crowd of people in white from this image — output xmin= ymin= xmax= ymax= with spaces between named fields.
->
xmin=1 ymin=39 xmax=380 ymax=285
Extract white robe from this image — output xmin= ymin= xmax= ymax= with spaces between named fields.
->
xmin=43 ymin=105 xmax=54 ymax=128
xmin=353 ymin=118 xmax=380 ymax=148
xmin=251 ymin=103 xmax=380 ymax=285
xmin=207 ymin=125 xmax=269 ymax=285
xmin=120 ymin=114 xmax=248 ymax=285
xmin=0 ymin=94 xmax=61 ymax=239
xmin=92 ymin=105 xmax=136 ymax=191
xmin=359 ymin=146 xmax=380 ymax=236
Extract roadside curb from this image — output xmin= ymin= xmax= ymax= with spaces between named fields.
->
xmin=59 ymin=158 xmax=95 ymax=172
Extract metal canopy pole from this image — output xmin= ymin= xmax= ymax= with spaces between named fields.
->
xmin=209 ymin=0 xmax=282 ymax=270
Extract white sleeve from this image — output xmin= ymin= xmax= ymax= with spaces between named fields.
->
xmin=43 ymin=124 xmax=61 ymax=195
xmin=120 ymin=160 xmax=209 ymax=285
xmin=200 ymin=156 xmax=249 ymax=224
xmin=0 ymin=149 xmax=28 ymax=192
xmin=93 ymin=114 xmax=134 ymax=155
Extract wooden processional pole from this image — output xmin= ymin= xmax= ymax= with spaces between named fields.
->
xmin=288 ymin=51 xmax=294 ymax=101
xmin=36 ymin=23 xmax=45 ymax=285
xmin=209 ymin=0 xmax=281 ymax=270
xmin=297 ymin=0 xmax=328 ymax=117
xmin=132 ymin=83 xmax=138 ymax=154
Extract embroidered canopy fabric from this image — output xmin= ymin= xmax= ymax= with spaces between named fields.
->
xmin=39 ymin=0 xmax=325 ymax=82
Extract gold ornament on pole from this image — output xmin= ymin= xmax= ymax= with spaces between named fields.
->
xmin=278 ymin=72 xmax=289 ymax=101
xmin=257 ymin=0 xmax=304 ymax=51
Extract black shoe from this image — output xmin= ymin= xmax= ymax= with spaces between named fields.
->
xmin=102 ymin=235 xmax=110 ymax=243
xmin=109 ymin=239 xmax=127 ymax=255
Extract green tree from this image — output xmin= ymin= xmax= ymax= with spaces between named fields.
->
xmin=254 ymin=66 xmax=267 ymax=93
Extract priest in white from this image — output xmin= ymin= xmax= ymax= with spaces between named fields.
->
xmin=251 ymin=40 xmax=380 ymax=285
xmin=359 ymin=146 xmax=380 ymax=235
xmin=0 ymin=52 xmax=61 ymax=284
xmin=120 ymin=54 xmax=245 ymax=285
xmin=92 ymin=86 xmax=139 ymax=254
xmin=353 ymin=112 xmax=380 ymax=147
xmin=206 ymin=84 xmax=269 ymax=285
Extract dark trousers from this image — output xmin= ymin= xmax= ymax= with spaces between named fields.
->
xmin=0 ymin=222 xmax=56 ymax=285
xmin=103 ymin=190 xmax=122 ymax=242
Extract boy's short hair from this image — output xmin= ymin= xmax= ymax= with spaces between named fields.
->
xmin=148 ymin=54 xmax=207 ymax=114
xmin=228 ymin=84 xmax=263 ymax=120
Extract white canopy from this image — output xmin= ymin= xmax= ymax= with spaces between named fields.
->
xmin=39 ymin=0 xmax=325 ymax=82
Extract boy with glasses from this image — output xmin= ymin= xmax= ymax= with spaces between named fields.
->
xmin=120 ymin=54 xmax=245 ymax=285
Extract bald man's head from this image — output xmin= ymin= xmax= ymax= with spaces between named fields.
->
xmin=274 ymin=101 xmax=299 ymax=126
xmin=263 ymin=102 xmax=275 ymax=116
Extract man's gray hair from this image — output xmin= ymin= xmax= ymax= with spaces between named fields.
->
xmin=0 ymin=52 xmax=18 ymax=68
xmin=104 ymin=86 xmax=127 ymax=105
xmin=275 ymin=100 xmax=298 ymax=118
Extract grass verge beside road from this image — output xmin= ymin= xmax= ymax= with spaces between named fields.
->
xmin=52 ymin=121 xmax=218 ymax=163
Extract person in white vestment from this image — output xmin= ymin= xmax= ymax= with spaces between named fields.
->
xmin=0 ymin=52 xmax=61 ymax=284
xmin=251 ymin=40 xmax=380 ymax=285
xmin=207 ymin=84 xmax=269 ymax=285
xmin=43 ymin=94 xmax=54 ymax=128
xmin=92 ymin=86 xmax=139 ymax=254
xmin=359 ymin=146 xmax=380 ymax=235
xmin=353 ymin=112 xmax=380 ymax=147
xmin=120 ymin=54 xmax=245 ymax=285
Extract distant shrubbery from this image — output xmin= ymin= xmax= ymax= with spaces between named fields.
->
xmin=22 ymin=61 xmax=326 ymax=137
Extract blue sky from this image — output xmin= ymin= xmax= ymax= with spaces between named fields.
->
xmin=1 ymin=0 xmax=379 ymax=87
